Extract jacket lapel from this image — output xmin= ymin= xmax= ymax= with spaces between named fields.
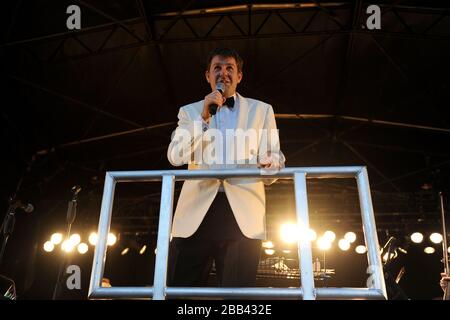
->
xmin=236 ymin=93 xmax=248 ymax=130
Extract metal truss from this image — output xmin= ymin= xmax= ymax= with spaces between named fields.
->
xmin=1 ymin=1 xmax=450 ymax=62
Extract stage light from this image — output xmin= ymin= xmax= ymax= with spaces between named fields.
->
xmin=430 ymin=233 xmax=443 ymax=244
xmin=262 ymin=241 xmax=274 ymax=249
xmin=280 ymin=222 xmax=316 ymax=244
xmin=88 ymin=232 xmax=98 ymax=245
xmin=282 ymin=249 xmax=291 ymax=254
xmin=69 ymin=233 xmax=81 ymax=246
xmin=344 ymin=232 xmax=356 ymax=243
xmin=304 ymin=229 xmax=317 ymax=242
xmin=317 ymin=237 xmax=331 ymax=251
xmin=264 ymin=249 xmax=275 ymax=255
xmin=280 ymin=223 xmax=298 ymax=244
xmin=43 ymin=241 xmax=54 ymax=252
xmin=77 ymin=243 xmax=88 ymax=254
xmin=424 ymin=247 xmax=435 ymax=254
xmin=448 ymin=247 xmax=450 ymax=253
xmin=338 ymin=239 xmax=350 ymax=251
xmin=107 ymin=233 xmax=117 ymax=246
xmin=410 ymin=232 xmax=423 ymax=244
xmin=296 ymin=228 xmax=317 ymax=243
xmin=323 ymin=231 xmax=336 ymax=242
xmin=61 ymin=239 xmax=74 ymax=253
xmin=121 ymin=248 xmax=129 ymax=256
xmin=355 ymin=245 xmax=367 ymax=254
xmin=139 ymin=245 xmax=147 ymax=255
xmin=50 ymin=233 xmax=63 ymax=245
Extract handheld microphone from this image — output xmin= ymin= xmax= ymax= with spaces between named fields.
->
xmin=209 ymin=82 xmax=224 ymax=116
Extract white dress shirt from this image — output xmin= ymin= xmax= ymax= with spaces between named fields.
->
xmin=200 ymin=94 xmax=238 ymax=168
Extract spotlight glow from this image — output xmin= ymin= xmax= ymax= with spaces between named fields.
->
xmin=262 ymin=241 xmax=274 ymax=249
xmin=43 ymin=241 xmax=54 ymax=252
xmin=424 ymin=247 xmax=435 ymax=254
xmin=77 ymin=243 xmax=88 ymax=254
xmin=280 ymin=223 xmax=299 ymax=244
xmin=304 ymin=229 xmax=317 ymax=242
xmin=61 ymin=239 xmax=74 ymax=253
xmin=264 ymin=249 xmax=275 ymax=255
xmin=121 ymin=248 xmax=129 ymax=255
xmin=317 ymin=237 xmax=332 ymax=251
xmin=338 ymin=239 xmax=350 ymax=251
xmin=297 ymin=228 xmax=317 ymax=243
xmin=107 ymin=233 xmax=117 ymax=246
xmin=50 ymin=233 xmax=63 ymax=245
xmin=69 ymin=233 xmax=81 ymax=246
xmin=344 ymin=232 xmax=356 ymax=243
xmin=430 ymin=233 xmax=443 ymax=244
xmin=88 ymin=232 xmax=98 ymax=245
xmin=410 ymin=232 xmax=423 ymax=244
xmin=139 ymin=245 xmax=147 ymax=255
xmin=323 ymin=231 xmax=336 ymax=243
xmin=355 ymin=245 xmax=367 ymax=254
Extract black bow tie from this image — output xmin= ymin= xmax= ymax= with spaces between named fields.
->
xmin=223 ymin=96 xmax=235 ymax=109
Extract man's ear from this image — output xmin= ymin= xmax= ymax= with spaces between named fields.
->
xmin=237 ymin=71 xmax=243 ymax=84
xmin=205 ymin=70 xmax=210 ymax=83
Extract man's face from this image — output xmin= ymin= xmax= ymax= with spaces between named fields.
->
xmin=205 ymin=55 xmax=243 ymax=97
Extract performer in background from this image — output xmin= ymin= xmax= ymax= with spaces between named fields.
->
xmin=167 ymin=47 xmax=285 ymax=287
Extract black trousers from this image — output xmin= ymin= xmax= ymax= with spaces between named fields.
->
xmin=168 ymin=192 xmax=261 ymax=287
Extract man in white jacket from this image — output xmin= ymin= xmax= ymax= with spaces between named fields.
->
xmin=167 ymin=48 xmax=285 ymax=287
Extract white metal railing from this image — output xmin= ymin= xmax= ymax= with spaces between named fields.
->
xmin=88 ymin=166 xmax=387 ymax=300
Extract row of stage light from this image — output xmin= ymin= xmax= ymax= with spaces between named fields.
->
xmin=269 ymin=223 xmax=449 ymax=258
xmin=42 ymin=224 xmax=449 ymax=257
xmin=43 ymin=231 xmax=149 ymax=256
xmin=43 ymin=232 xmax=117 ymax=254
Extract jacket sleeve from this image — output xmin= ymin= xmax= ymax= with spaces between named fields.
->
xmin=259 ymin=104 xmax=286 ymax=184
xmin=167 ymin=107 xmax=206 ymax=166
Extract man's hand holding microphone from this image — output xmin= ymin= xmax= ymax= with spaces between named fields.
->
xmin=202 ymin=83 xmax=225 ymax=122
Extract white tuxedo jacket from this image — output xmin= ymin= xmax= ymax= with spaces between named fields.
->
xmin=167 ymin=93 xmax=284 ymax=240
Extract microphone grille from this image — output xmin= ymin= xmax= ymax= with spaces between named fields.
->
xmin=216 ymin=82 xmax=224 ymax=93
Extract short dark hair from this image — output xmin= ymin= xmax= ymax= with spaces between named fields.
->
xmin=206 ymin=47 xmax=244 ymax=72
